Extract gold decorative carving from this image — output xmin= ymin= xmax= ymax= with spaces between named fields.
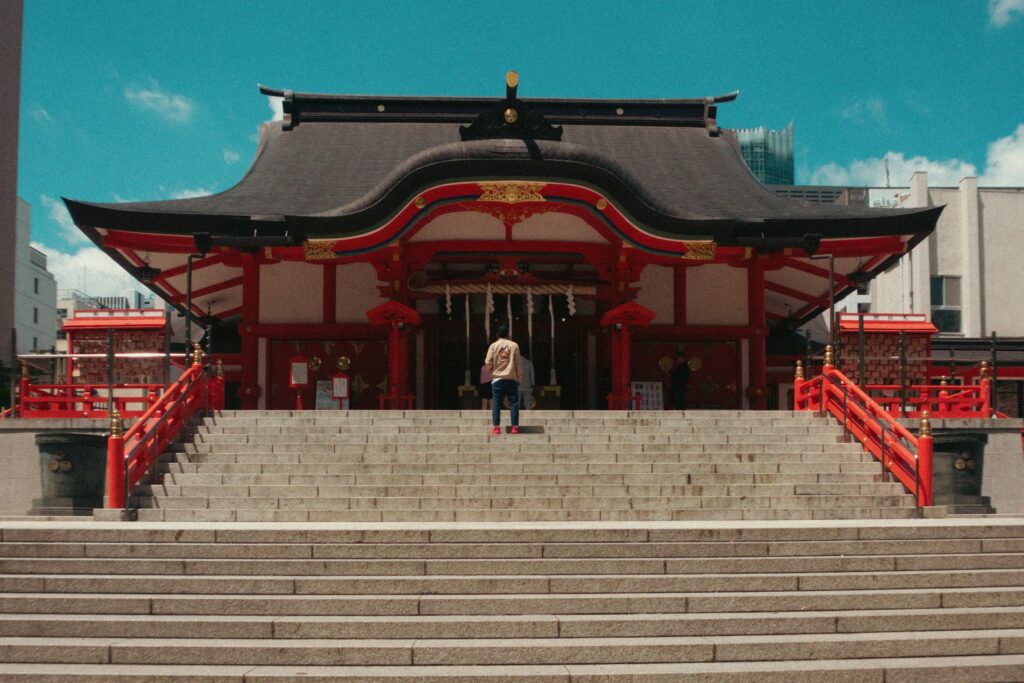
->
xmin=687 ymin=357 xmax=702 ymax=372
xmin=309 ymin=356 xmax=322 ymax=371
xmin=503 ymin=108 xmax=519 ymax=124
xmin=477 ymin=182 xmax=547 ymax=203
xmin=414 ymin=196 xmax=426 ymax=208
xmin=658 ymin=356 xmax=674 ymax=373
xmin=680 ymin=241 xmax=717 ymax=260
xmin=336 ymin=356 xmax=351 ymax=372
xmin=303 ymin=240 xmax=336 ymax=261
xmin=596 ymin=198 xmax=608 ymax=210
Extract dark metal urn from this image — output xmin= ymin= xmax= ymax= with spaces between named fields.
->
xmin=31 ymin=432 xmax=108 ymax=516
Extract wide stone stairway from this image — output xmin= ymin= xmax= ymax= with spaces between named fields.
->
xmin=6 ymin=409 xmax=1020 ymax=680
xmin=136 ymin=410 xmax=918 ymax=521
xmin=3 ymin=519 xmax=1024 ymax=680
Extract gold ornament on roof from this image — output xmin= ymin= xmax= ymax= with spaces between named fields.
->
xmin=681 ymin=241 xmax=717 ymax=260
xmin=303 ymin=240 xmax=336 ymax=261
xmin=477 ymin=182 xmax=547 ymax=204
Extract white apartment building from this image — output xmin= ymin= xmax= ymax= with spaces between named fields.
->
xmin=13 ymin=198 xmax=57 ymax=352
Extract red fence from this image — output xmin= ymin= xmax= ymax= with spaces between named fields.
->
xmin=861 ymin=380 xmax=992 ymax=419
xmin=17 ymin=382 xmax=165 ymax=419
xmin=105 ymin=359 xmax=224 ymax=509
xmin=795 ymin=356 xmax=933 ymax=507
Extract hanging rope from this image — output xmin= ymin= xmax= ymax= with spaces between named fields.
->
xmin=507 ymin=294 xmax=513 ymax=338
xmin=444 ymin=284 xmax=452 ymax=316
xmin=549 ymin=294 xmax=557 ymax=386
xmin=485 ymin=283 xmax=493 ymax=341
xmin=566 ymin=284 xmax=576 ymax=317
xmin=527 ymin=286 xmax=534 ymax=360
xmin=464 ymin=294 xmax=471 ymax=386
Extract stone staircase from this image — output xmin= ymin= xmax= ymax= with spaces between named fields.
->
xmin=3 ymin=519 xmax=1024 ymax=680
xmin=133 ymin=410 xmax=920 ymax=522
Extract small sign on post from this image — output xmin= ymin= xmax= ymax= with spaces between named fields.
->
xmin=288 ymin=356 xmax=309 ymax=411
xmin=332 ymin=372 xmax=350 ymax=411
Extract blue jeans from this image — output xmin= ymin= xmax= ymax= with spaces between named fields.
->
xmin=491 ymin=379 xmax=520 ymax=427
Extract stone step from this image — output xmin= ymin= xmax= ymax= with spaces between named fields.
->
xmin=132 ymin=507 xmax=922 ymax=522
xmin=0 ymin=628 xmax=1021 ymax=666
xmin=7 ymin=656 xmax=1024 ymax=683
xmin=3 ymin=605 xmax=1024 ymax=639
xmin=0 ymin=537 xmax=1005 ymax=560
xmin=195 ymin=425 xmax=843 ymax=436
xmin=3 ymin=552 xmax=1019 ymax=577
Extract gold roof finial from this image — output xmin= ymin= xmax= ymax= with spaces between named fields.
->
xmin=795 ymin=360 xmax=805 ymax=380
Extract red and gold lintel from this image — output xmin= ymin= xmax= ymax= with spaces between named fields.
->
xmin=477 ymin=182 xmax=547 ymax=203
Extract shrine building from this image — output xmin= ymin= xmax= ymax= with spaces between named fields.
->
xmin=63 ymin=74 xmax=942 ymax=412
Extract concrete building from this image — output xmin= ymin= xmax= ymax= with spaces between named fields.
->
xmin=0 ymin=1 xmax=23 ymax=362
xmin=13 ymin=199 xmax=57 ymax=352
xmin=870 ymin=172 xmax=1024 ymax=414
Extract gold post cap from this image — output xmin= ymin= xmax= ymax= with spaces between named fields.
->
xmin=795 ymin=360 xmax=805 ymax=380
xmin=980 ymin=361 xmax=990 ymax=379
xmin=823 ymin=345 xmax=835 ymax=367
xmin=110 ymin=408 xmax=123 ymax=437
xmin=191 ymin=342 xmax=203 ymax=366
xmin=919 ymin=410 xmax=932 ymax=438
xmin=506 ymin=71 xmax=519 ymax=88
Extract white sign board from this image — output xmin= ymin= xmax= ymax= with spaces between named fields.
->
xmin=630 ymin=381 xmax=664 ymax=411
xmin=315 ymin=380 xmax=339 ymax=410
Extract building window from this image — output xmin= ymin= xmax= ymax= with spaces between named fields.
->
xmin=931 ymin=276 xmax=961 ymax=333
xmin=33 ymin=307 xmax=38 ymax=324
xmin=33 ymin=278 xmax=39 ymax=294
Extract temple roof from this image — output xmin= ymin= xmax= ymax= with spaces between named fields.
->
xmin=64 ymin=85 xmax=940 ymax=242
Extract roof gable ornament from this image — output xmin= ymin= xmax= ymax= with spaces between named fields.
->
xmin=459 ymin=71 xmax=563 ymax=142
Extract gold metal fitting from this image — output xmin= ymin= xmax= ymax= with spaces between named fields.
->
xmin=503 ymin=108 xmax=519 ymax=124
xmin=939 ymin=376 xmax=949 ymax=387
xmin=823 ymin=345 xmax=834 ymax=367
xmin=191 ymin=342 xmax=204 ymax=366
xmin=414 ymin=196 xmax=426 ymax=209
xmin=336 ymin=356 xmax=351 ymax=372
xmin=980 ymin=361 xmax=990 ymax=379
xmin=795 ymin=360 xmax=805 ymax=380
xmin=919 ymin=410 xmax=932 ymax=438
xmin=110 ymin=408 xmax=124 ymax=437
xmin=20 ymin=362 xmax=28 ymax=379
xmin=215 ymin=359 xmax=224 ymax=378
xmin=596 ymin=198 xmax=608 ymax=210
xmin=506 ymin=71 xmax=519 ymax=88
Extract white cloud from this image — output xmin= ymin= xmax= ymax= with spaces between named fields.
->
xmin=838 ymin=97 xmax=886 ymax=125
xmin=808 ymin=122 xmax=1024 ymax=187
xmin=31 ymin=105 xmax=53 ymax=123
xmin=223 ymin=149 xmax=240 ymax=164
xmin=124 ymin=80 xmax=194 ymax=123
xmin=267 ymin=96 xmax=283 ymax=121
xmin=32 ymin=242 xmax=145 ymax=297
xmin=990 ymin=0 xmax=1024 ymax=26
xmin=169 ymin=187 xmax=212 ymax=199
xmin=980 ymin=123 xmax=1024 ymax=185
xmin=40 ymin=195 xmax=88 ymax=245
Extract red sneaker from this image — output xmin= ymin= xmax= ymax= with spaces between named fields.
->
xmin=510 ymin=426 xmax=520 ymax=434
xmin=492 ymin=426 xmax=501 ymax=435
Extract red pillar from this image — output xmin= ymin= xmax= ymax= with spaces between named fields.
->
xmin=239 ymin=256 xmax=260 ymax=410
xmin=748 ymin=260 xmax=767 ymax=410
xmin=600 ymin=302 xmax=655 ymax=410
xmin=367 ymin=302 xmax=420 ymax=410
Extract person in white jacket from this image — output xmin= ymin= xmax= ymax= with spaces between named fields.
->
xmin=484 ymin=325 xmax=522 ymax=434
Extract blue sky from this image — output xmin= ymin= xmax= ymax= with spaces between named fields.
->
xmin=14 ymin=0 xmax=1024 ymax=295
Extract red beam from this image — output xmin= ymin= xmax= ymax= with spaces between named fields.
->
xmin=161 ymin=253 xmax=226 ymax=279
xmin=783 ymin=257 xmax=854 ymax=288
xmin=818 ymin=236 xmax=906 ymax=258
xmin=169 ymin=276 xmax=244 ymax=304
xmin=764 ymin=280 xmax=824 ymax=305
xmin=102 ymin=230 xmax=196 ymax=253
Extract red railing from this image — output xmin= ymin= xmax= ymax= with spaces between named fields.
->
xmin=105 ymin=360 xmax=225 ymax=509
xmin=0 ymin=406 xmax=14 ymax=419
xmin=18 ymin=382 xmax=165 ymax=419
xmin=861 ymin=381 xmax=992 ymax=419
xmin=795 ymin=360 xmax=933 ymax=507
